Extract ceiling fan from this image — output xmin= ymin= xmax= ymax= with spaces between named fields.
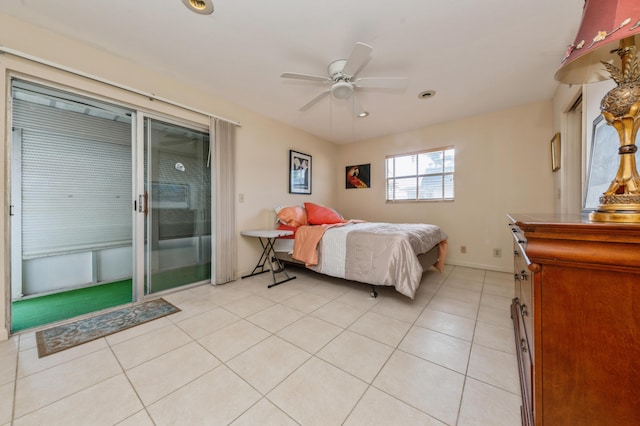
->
xmin=281 ymin=42 xmax=408 ymax=114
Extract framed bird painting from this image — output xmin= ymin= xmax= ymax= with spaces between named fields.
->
xmin=345 ymin=164 xmax=370 ymax=189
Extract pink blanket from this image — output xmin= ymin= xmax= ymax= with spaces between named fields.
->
xmin=292 ymin=223 xmax=343 ymax=266
xmin=292 ymin=220 xmax=365 ymax=266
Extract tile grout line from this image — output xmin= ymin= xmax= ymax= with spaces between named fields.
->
xmin=7 ymin=266 xmax=519 ymax=424
xmin=342 ymin=271 xmax=450 ymax=424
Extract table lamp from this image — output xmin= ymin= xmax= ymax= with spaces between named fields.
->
xmin=556 ymin=0 xmax=640 ymax=222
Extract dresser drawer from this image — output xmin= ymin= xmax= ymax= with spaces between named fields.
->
xmin=513 ymin=236 xmax=533 ymax=341
xmin=510 ymin=222 xmax=534 ymax=425
xmin=511 ymin=296 xmax=534 ymax=426
xmin=508 ymin=213 xmax=640 ymax=425
xmin=515 ymin=263 xmax=532 ymax=347
xmin=517 ymin=302 xmax=533 ymax=416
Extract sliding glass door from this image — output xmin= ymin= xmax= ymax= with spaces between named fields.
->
xmin=10 ymin=80 xmax=212 ymax=331
xmin=10 ymin=80 xmax=135 ymax=331
xmin=143 ymin=118 xmax=212 ymax=294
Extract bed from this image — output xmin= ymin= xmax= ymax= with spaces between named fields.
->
xmin=272 ymin=203 xmax=448 ymax=299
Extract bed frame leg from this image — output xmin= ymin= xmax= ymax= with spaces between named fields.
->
xmin=370 ymin=285 xmax=378 ymax=298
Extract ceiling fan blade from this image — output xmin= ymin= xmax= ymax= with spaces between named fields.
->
xmin=299 ymin=90 xmax=330 ymax=111
xmin=281 ymin=72 xmax=331 ymax=83
xmin=354 ymin=77 xmax=408 ymax=89
xmin=342 ymin=42 xmax=373 ymax=78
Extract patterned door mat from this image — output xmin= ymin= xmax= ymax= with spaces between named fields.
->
xmin=35 ymin=298 xmax=181 ymax=358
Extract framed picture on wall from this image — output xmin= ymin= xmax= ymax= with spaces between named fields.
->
xmin=583 ymin=115 xmax=640 ymax=211
xmin=289 ymin=150 xmax=312 ymax=194
xmin=345 ymin=164 xmax=370 ymax=188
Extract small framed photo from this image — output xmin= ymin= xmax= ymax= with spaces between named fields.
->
xmin=550 ymin=132 xmax=561 ymax=172
xmin=346 ymin=164 xmax=370 ymax=188
xmin=289 ymin=150 xmax=312 ymax=194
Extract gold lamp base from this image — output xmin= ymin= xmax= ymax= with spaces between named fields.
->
xmin=590 ymin=212 xmax=640 ymax=222
xmin=589 ymin=39 xmax=640 ymax=223
xmin=589 ymin=199 xmax=640 ymax=222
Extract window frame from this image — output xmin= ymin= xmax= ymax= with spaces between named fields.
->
xmin=385 ymin=146 xmax=455 ymax=202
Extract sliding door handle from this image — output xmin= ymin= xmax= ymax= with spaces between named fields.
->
xmin=137 ymin=193 xmax=149 ymax=215
xmin=138 ymin=193 xmax=149 ymax=215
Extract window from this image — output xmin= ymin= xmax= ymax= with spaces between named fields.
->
xmin=386 ymin=147 xmax=455 ymax=201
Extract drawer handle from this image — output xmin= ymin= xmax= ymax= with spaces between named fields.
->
xmin=519 ymin=270 xmax=528 ymax=281
xmin=521 ymin=304 xmax=528 ymax=317
xmin=520 ymin=338 xmax=528 ymax=353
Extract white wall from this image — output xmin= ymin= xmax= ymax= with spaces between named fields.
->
xmin=550 ymin=78 xmax=616 ymax=215
xmin=0 ymin=15 xmax=338 ymax=338
xmin=552 ymin=82 xmax=582 ymax=214
xmin=336 ymin=101 xmax=556 ymax=272
xmin=234 ymin=112 xmax=340 ymax=275
xmin=0 ymin=14 xmax=583 ymax=340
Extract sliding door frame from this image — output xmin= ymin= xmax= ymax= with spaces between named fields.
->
xmin=133 ymin=112 xmax=144 ymax=302
xmin=6 ymin=72 xmax=213 ymax=332
xmin=136 ymin=111 xmax=212 ymax=297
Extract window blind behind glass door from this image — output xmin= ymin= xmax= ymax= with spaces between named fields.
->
xmin=12 ymin=84 xmax=133 ymax=259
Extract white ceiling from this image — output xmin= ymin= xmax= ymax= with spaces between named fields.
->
xmin=0 ymin=0 xmax=584 ymax=144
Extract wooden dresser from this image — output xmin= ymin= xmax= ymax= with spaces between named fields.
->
xmin=507 ymin=214 xmax=640 ymax=426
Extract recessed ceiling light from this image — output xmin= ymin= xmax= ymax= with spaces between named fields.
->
xmin=418 ymin=90 xmax=436 ymax=99
xmin=357 ymin=111 xmax=369 ymax=118
xmin=182 ymin=0 xmax=214 ymax=15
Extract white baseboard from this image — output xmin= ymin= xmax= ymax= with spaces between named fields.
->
xmin=444 ymin=260 xmax=512 ymax=274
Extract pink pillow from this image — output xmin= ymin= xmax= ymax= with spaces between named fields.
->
xmin=276 ymin=206 xmax=308 ymax=227
xmin=304 ymin=202 xmax=345 ymax=225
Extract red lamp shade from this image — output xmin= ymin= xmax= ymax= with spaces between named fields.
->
xmin=555 ymin=0 xmax=640 ymax=84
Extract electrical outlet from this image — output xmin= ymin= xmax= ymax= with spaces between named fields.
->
xmin=460 ymin=245 xmax=467 ymax=254
xmin=493 ymin=248 xmax=502 ymax=258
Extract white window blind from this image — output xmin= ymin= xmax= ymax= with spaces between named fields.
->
xmin=12 ymin=81 xmax=133 ymax=258
xmin=386 ymin=147 xmax=455 ymax=202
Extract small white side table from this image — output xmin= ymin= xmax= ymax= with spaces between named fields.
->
xmin=241 ymin=229 xmax=297 ymax=288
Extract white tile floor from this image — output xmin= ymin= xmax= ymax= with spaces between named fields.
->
xmin=1 ymin=265 xmax=521 ymax=425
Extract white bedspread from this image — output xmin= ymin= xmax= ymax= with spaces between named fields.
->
xmin=307 ymin=222 xmax=447 ymax=298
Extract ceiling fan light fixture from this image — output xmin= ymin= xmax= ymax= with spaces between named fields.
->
xmin=281 ymin=42 xmax=407 ymax=113
xmin=182 ymin=0 xmax=214 ymax=15
xmin=331 ymin=81 xmax=353 ymax=99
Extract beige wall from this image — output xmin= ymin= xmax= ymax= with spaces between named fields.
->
xmin=336 ymin=101 xmax=556 ymax=272
xmin=233 ymin=112 xmax=339 ymax=275
xmin=0 ymin=14 xmax=574 ymax=340
xmin=551 ymin=82 xmax=582 ymax=214
xmin=550 ymin=78 xmax=615 ymax=215
xmin=0 ymin=15 xmax=338 ymax=338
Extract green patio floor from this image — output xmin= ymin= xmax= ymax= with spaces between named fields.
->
xmin=11 ymin=279 xmax=132 ymax=333
xmin=12 ymin=263 xmax=211 ymax=332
